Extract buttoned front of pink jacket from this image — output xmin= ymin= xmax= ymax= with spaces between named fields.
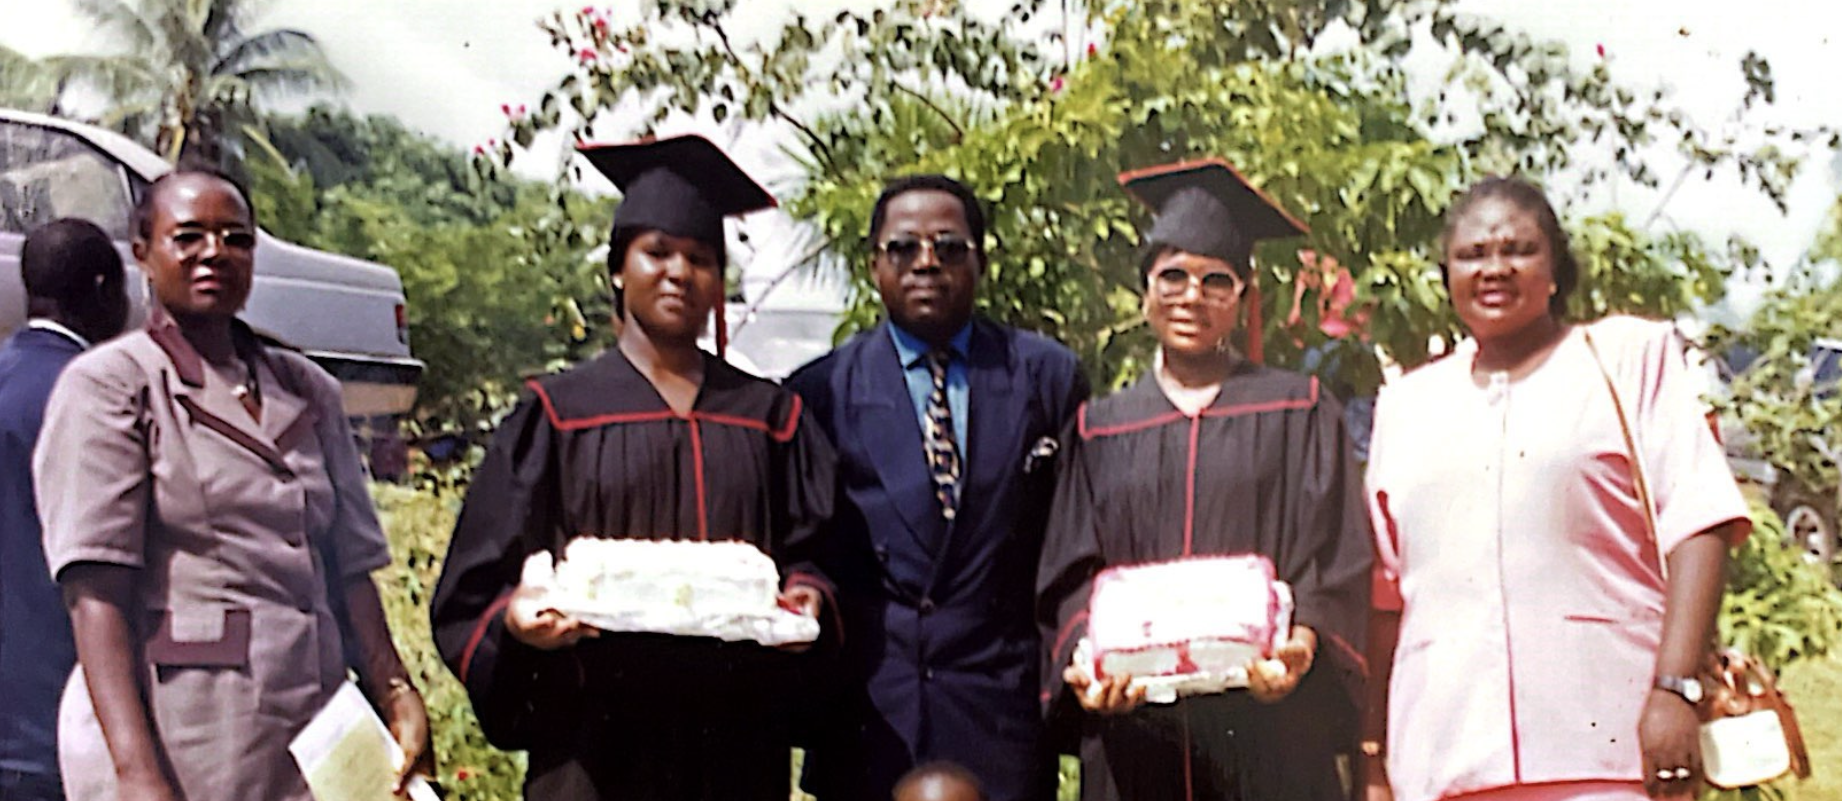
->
xmin=1365 ymin=317 xmax=1750 ymax=801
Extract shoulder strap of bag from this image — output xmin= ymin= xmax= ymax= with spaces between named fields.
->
xmin=1591 ymin=330 xmax=1814 ymax=780
xmin=1582 ymin=329 xmax=1665 ymax=577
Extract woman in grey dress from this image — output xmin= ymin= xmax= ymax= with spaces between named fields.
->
xmin=34 ymin=169 xmax=431 ymax=801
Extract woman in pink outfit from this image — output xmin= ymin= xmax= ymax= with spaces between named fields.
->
xmin=1361 ymin=177 xmax=1751 ymax=801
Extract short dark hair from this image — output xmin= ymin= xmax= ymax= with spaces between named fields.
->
xmin=21 ymin=217 xmax=121 ymax=307
xmin=893 ymin=761 xmax=987 ymax=801
xmin=130 ymin=164 xmax=257 ymax=242
xmin=1439 ymin=175 xmax=1578 ymax=318
xmin=868 ymin=174 xmax=988 ymax=255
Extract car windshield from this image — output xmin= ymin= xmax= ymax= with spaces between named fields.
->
xmin=1813 ymin=344 xmax=1842 ymax=398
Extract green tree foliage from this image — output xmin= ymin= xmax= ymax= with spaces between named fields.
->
xmin=1702 ymin=198 xmax=1842 ymax=515
xmin=46 ymin=0 xmax=346 ymax=166
xmin=488 ymin=0 xmax=1820 ymax=393
xmin=249 ymin=108 xmax=614 ymax=437
xmin=1724 ymin=503 xmax=1842 ymax=671
xmin=371 ymin=484 xmax=527 ymax=799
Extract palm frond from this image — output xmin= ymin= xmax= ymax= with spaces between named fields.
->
xmin=213 ymin=28 xmax=332 ymax=76
xmin=71 ymin=0 xmax=160 ymax=54
xmin=159 ymin=0 xmax=217 ymax=79
xmin=228 ymin=62 xmax=348 ymax=98
xmin=43 ymin=53 xmax=162 ymax=103
xmin=0 ymin=46 xmax=62 ymax=112
xmin=239 ymin=121 xmax=293 ymax=172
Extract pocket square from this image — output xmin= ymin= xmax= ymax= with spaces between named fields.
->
xmin=1023 ymin=436 xmax=1060 ymax=474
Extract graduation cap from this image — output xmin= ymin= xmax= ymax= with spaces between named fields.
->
xmin=1117 ymin=158 xmax=1309 ymax=277
xmin=1118 ymin=158 xmax=1310 ymax=365
xmin=577 ymin=134 xmax=777 ymax=355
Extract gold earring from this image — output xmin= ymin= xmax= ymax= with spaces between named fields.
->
xmin=612 ymin=276 xmax=625 ymax=291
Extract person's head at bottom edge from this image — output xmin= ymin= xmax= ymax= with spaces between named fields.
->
xmin=893 ymin=760 xmax=988 ymax=801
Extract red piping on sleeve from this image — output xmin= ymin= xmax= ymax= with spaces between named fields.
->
xmin=459 ymin=591 xmax=514 ymax=685
xmin=772 ymin=394 xmax=802 ymax=442
xmin=1050 ymin=609 xmax=1090 ymax=675
xmin=1322 ymin=631 xmax=1369 ymax=677
xmin=785 ymin=570 xmax=841 ymax=644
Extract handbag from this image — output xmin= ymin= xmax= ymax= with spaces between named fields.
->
xmin=1584 ymin=328 xmax=1813 ymax=789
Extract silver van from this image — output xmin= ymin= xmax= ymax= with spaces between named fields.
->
xmin=0 ymin=108 xmax=422 ymax=419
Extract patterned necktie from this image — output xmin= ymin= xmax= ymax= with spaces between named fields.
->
xmin=923 ymin=349 xmax=962 ymax=521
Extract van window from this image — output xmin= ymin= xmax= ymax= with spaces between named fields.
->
xmin=0 ymin=122 xmax=134 ymax=238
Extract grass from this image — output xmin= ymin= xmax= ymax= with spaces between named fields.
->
xmin=1782 ymin=654 xmax=1842 ymax=801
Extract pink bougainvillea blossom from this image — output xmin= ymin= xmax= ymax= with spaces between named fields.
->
xmin=1086 ymin=42 xmax=1098 ymax=57
xmin=472 ymin=144 xmax=485 ymax=155
xmin=1595 ymin=43 xmax=1606 ymax=58
xmin=1050 ymin=74 xmax=1065 ymax=93
xmin=578 ymin=47 xmax=598 ymax=63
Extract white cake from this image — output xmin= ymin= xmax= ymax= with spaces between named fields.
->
xmin=525 ymin=539 xmax=819 ymax=646
xmin=1087 ymin=555 xmax=1289 ymax=685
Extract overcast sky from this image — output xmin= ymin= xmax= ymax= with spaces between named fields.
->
xmin=5 ymin=0 xmax=1839 ymax=316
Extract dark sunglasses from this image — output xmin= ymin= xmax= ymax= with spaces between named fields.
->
xmin=169 ymin=227 xmax=256 ymax=256
xmin=876 ymin=235 xmax=977 ymax=267
xmin=1151 ymin=266 xmax=1243 ymax=302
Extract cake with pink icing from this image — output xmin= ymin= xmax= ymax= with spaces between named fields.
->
xmin=1088 ymin=554 xmax=1287 ymax=681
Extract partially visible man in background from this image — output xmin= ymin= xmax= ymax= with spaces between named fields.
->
xmin=0 ymin=218 xmax=128 ymax=801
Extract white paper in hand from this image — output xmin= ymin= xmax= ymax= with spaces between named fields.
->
xmin=289 ymin=681 xmax=438 ymax=801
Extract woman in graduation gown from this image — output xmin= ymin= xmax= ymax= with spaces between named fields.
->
xmin=429 ymin=135 xmax=836 ymax=801
xmin=1036 ymin=159 xmax=1372 ymax=801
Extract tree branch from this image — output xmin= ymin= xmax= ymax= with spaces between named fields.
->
xmin=705 ymin=15 xmax=837 ymax=175
xmin=728 ymin=234 xmax=840 ymax=339
xmin=892 ymin=81 xmax=963 ymax=143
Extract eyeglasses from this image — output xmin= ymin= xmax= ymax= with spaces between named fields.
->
xmin=168 ymin=227 xmax=256 ymax=257
xmin=1151 ymin=266 xmax=1243 ymax=303
xmin=876 ymin=235 xmax=977 ymax=268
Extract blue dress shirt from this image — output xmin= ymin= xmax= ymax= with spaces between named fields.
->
xmin=887 ymin=322 xmax=970 ymax=456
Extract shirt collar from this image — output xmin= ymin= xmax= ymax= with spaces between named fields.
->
xmin=26 ymin=318 xmax=91 ymax=350
xmin=889 ymin=321 xmax=973 ymax=368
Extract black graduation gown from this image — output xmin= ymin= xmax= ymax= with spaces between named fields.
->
xmin=1036 ymin=363 xmax=1371 ymax=801
xmin=430 ymin=348 xmax=836 ymax=801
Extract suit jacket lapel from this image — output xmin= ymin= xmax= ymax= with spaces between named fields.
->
xmin=931 ymin=320 xmax=1016 ymax=583
xmin=848 ymin=323 xmax=947 ymax=555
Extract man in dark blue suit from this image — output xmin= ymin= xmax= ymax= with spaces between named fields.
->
xmin=789 ymin=176 xmax=1088 ymax=801
xmin=0 ymin=219 xmax=129 ymax=801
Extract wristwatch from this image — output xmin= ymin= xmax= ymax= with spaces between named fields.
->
xmin=1654 ymin=675 xmax=1705 ymax=705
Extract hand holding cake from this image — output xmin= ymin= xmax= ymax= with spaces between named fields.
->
xmin=504 ymin=581 xmax=600 ymax=651
xmin=775 ymin=585 xmax=823 ymax=653
xmin=1246 ymin=625 xmax=1316 ymax=702
xmin=1065 ymin=665 xmax=1148 ymax=715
